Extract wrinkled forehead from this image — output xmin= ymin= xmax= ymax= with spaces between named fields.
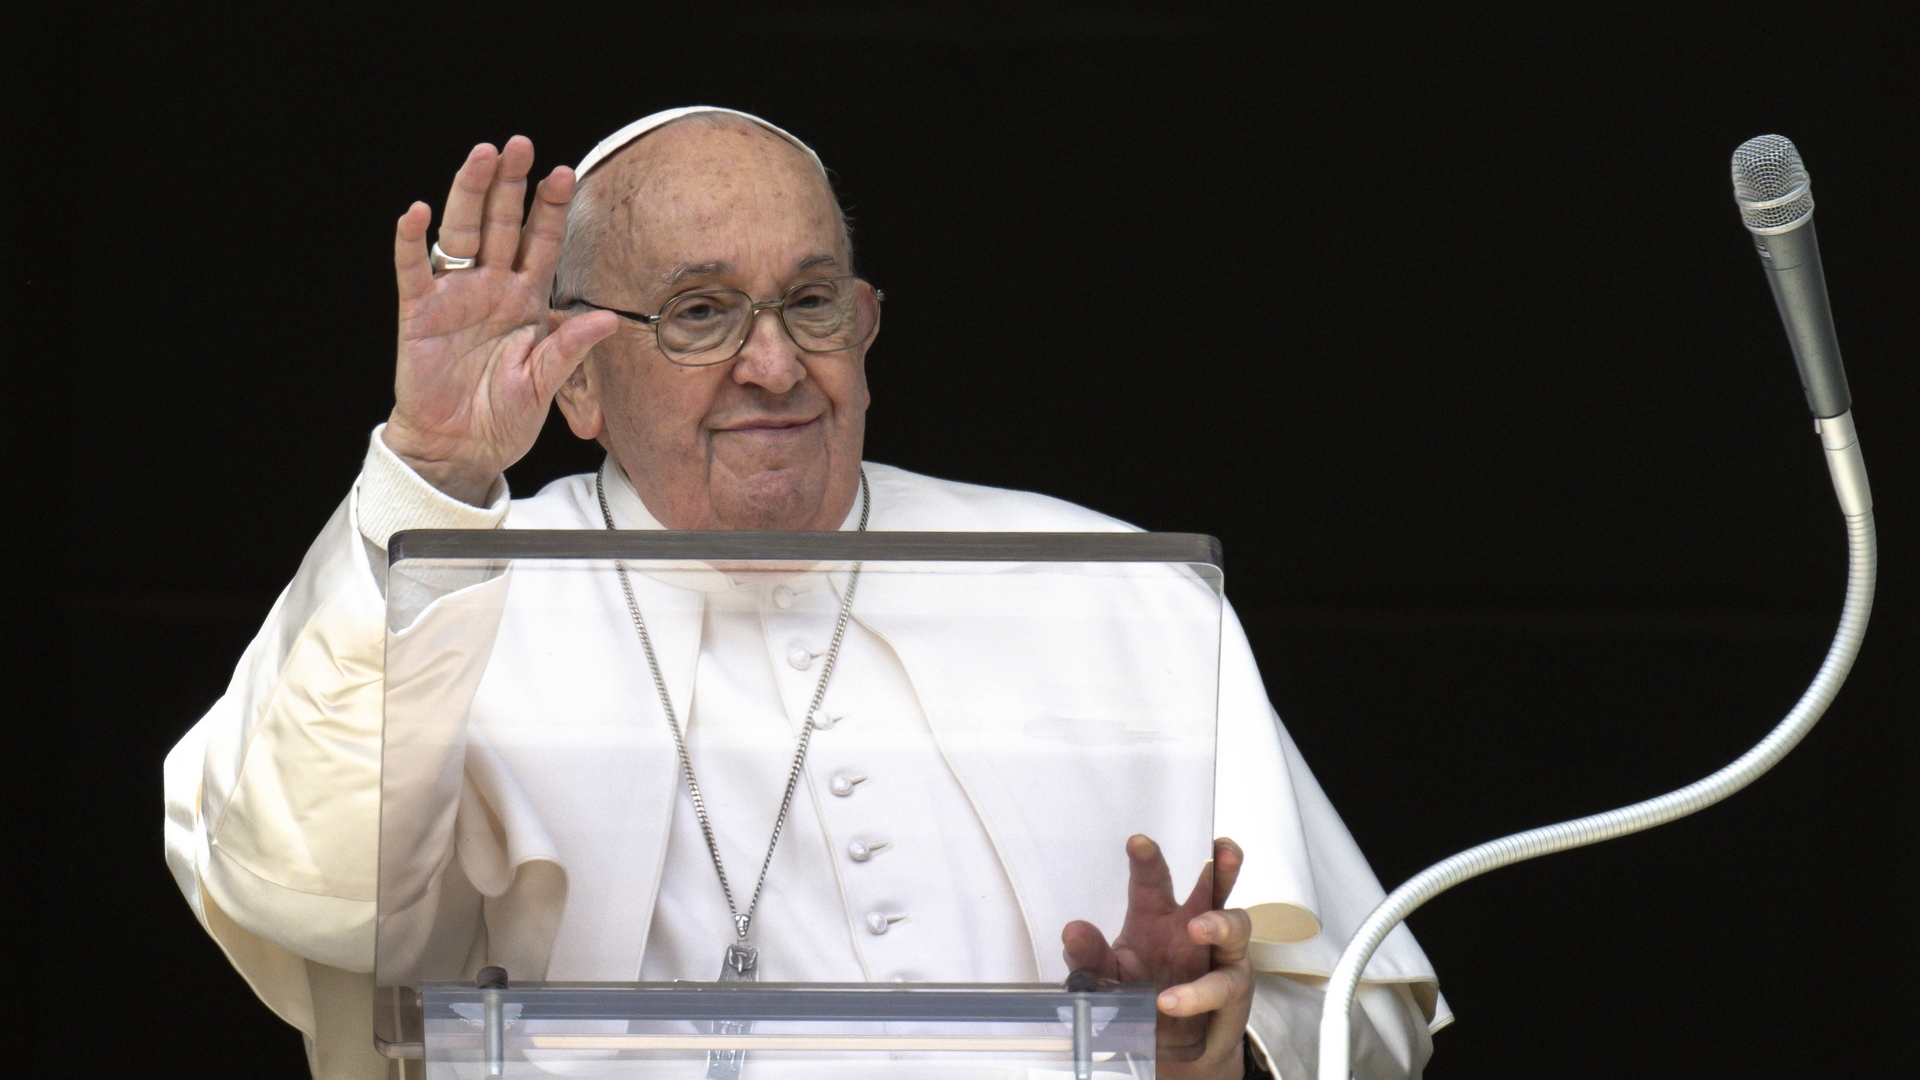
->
xmin=576 ymin=106 xmax=826 ymax=181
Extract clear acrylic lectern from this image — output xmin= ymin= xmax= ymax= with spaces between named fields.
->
xmin=378 ymin=530 xmax=1224 ymax=1078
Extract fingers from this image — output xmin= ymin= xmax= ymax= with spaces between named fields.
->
xmin=1211 ymin=837 xmax=1245 ymax=910
xmin=478 ymin=135 xmax=535 ymax=267
xmin=437 ymin=143 xmax=499 ymax=260
xmin=1157 ymin=911 xmax=1253 ymax=1018
xmin=1156 ymin=964 xmax=1249 ymax=1017
xmin=518 ymin=166 xmax=577 ymax=282
xmin=1125 ymin=834 xmax=1179 ymax=920
xmin=395 ymin=202 xmax=434 ymax=302
xmin=1060 ymin=919 xmax=1113 ymax=975
xmin=530 ymin=310 xmax=618 ymax=399
xmin=1188 ymin=908 xmax=1253 ymax=964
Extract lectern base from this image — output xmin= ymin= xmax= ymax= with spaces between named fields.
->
xmin=410 ymin=980 xmax=1157 ymax=1079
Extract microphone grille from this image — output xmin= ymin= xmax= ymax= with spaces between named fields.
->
xmin=1731 ymin=135 xmax=1813 ymax=233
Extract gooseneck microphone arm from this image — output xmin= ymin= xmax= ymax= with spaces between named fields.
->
xmin=1315 ymin=135 xmax=1876 ymax=1080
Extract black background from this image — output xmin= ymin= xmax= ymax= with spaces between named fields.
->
xmin=30 ymin=3 xmax=1916 ymax=1076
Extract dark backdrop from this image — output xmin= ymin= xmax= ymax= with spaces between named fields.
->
xmin=34 ymin=3 xmax=1915 ymax=1076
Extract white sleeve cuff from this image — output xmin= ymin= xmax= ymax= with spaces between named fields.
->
xmin=1247 ymin=973 xmax=1432 ymax=1080
xmin=355 ymin=424 xmax=510 ymax=549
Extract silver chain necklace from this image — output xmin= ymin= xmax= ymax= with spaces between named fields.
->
xmin=596 ymin=461 xmax=868 ymax=993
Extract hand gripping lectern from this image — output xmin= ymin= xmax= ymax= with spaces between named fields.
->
xmin=376 ymin=530 xmax=1225 ymax=1078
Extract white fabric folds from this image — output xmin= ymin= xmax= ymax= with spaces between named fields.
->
xmin=166 ymin=440 xmax=1446 ymax=1079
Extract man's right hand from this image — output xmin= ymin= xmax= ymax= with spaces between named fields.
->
xmin=386 ymin=137 xmax=619 ymax=505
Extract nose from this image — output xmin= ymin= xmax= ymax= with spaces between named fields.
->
xmin=730 ymin=306 xmax=807 ymax=394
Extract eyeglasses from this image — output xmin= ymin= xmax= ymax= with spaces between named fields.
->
xmin=567 ymin=276 xmax=883 ymax=367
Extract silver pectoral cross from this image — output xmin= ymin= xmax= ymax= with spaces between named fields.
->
xmin=706 ymin=940 xmax=759 ymax=1079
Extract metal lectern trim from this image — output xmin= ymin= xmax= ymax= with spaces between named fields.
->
xmin=389 ymin=528 xmax=1223 ymax=568
xmin=393 ymin=980 xmax=1160 ymax=1065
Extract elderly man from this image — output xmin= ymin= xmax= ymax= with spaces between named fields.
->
xmin=164 ymin=108 xmax=1444 ymax=1080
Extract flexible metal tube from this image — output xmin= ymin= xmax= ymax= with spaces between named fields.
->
xmin=1316 ymin=487 xmax=1876 ymax=1079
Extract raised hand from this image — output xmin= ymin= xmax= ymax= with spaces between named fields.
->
xmin=1063 ymin=836 xmax=1254 ymax=1079
xmin=386 ymin=137 xmax=618 ymax=504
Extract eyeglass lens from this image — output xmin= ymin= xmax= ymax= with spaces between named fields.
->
xmin=660 ymin=278 xmax=878 ymax=365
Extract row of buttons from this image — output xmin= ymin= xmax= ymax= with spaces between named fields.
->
xmin=774 ymin=591 xmax=907 ymax=940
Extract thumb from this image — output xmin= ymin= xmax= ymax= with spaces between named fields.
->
xmin=531 ymin=310 xmax=619 ymax=398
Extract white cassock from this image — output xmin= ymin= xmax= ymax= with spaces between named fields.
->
xmin=164 ymin=429 xmax=1449 ymax=1080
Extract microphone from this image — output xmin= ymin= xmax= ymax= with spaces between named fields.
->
xmin=1731 ymin=134 xmax=1870 ymax=518
xmin=1731 ymin=134 xmax=1850 ymax=417
xmin=1315 ymin=137 xmax=1880 ymax=1080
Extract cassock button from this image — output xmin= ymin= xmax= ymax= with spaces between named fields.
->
xmin=772 ymin=586 xmax=796 ymax=610
xmin=865 ymin=911 xmax=907 ymax=935
xmin=788 ymin=646 xmax=814 ymax=670
xmin=848 ymin=839 xmax=890 ymax=862
xmin=829 ymin=772 xmax=867 ymax=796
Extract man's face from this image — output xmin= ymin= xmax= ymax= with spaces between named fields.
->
xmin=555 ymin=120 xmax=872 ymax=531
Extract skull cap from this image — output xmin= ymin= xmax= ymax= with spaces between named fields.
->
xmin=575 ymin=106 xmax=826 ymax=180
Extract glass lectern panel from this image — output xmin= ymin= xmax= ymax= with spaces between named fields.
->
xmin=379 ymin=531 xmax=1223 ymax=1077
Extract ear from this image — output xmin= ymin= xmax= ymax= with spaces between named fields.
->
xmin=553 ymin=318 xmax=607 ymax=441
xmin=856 ymin=292 xmax=879 ymax=410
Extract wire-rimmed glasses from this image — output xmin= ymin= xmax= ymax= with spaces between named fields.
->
xmin=567 ymin=276 xmax=883 ymax=367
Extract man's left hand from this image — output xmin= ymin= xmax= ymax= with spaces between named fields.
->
xmin=1063 ymin=836 xmax=1254 ymax=1079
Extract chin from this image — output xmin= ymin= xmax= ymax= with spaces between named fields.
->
xmin=711 ymin=466 xmax=830 ymax=531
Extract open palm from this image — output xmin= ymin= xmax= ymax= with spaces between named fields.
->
xmin=386 ymin=137 xmax=616 ymax=504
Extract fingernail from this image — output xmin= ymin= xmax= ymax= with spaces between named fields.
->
xmin=1158 ymin=992 xmax=1179 ymax=1011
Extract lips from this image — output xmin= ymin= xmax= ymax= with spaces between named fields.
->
xmin=713 ymin=416 xmax=820 ymax=439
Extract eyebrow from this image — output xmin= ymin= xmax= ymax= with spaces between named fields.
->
xmin=795 ymin=254 xmax=846 ymax=274
xmin=659 ymin=255 xmax=846 ymax=287
xmin=661 ymin=261 xmax=727 ymax=286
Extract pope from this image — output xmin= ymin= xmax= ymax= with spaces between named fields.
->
xmin=164 ymin=107 xmax=1444 ymax=1080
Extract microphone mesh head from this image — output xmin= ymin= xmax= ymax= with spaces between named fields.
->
xmin=1731 ymin=135 xmax=1813 ymax=232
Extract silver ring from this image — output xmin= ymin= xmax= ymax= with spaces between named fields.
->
xmin=429 ymin=242 xmax=477 ymax=273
